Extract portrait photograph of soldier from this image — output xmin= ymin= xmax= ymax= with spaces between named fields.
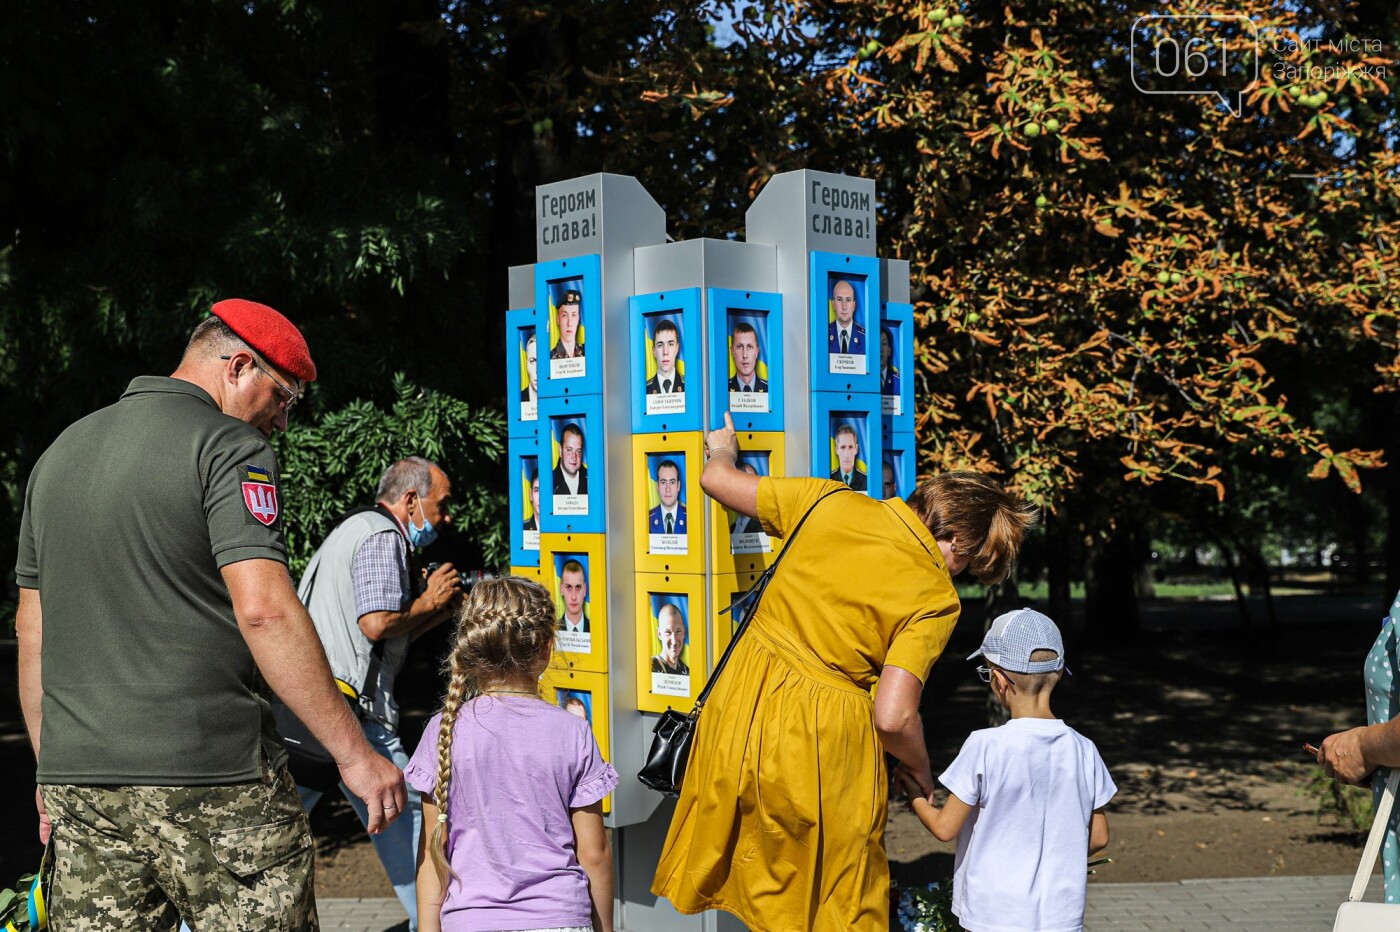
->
xmin=648 ymin=597 xmax=691 ymax=698
xmin=550 ymin=418 xmax=588 ymax=516
xmin=521 ymin=458 xmax=540 ymax=550
xmin=519 ymin=327 xmax=538 ymax=420
xmin=548 ymin=285 xmax=585 ymax=379
xmin=880 ymin=325 xmax=900 ymax=416
xmin=643 ymin=315 xmax=686 ymax=415
xmin=882 ymin=454 xmax=900 ymax=499
xmin=728 ymin=457 xmax=772 ymax=555
xmin=829 ymin=421 xmax=868 ymax=490
xmin=554 ymin=556 xmax=590 ymax=654
xmin=727 ymin=315 xmax=770 ymax=413
xmin=726 ymin=591 xmax=746 ymax=640
xmin=826 ymin=275 xmax=868 ymax=375
xmin=557 ymin=689 xmax=592 ymax=724
xmin=645 ymin=454 xmax=688 ymax=555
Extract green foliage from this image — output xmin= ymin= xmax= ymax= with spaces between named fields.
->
xmin=275 ymin=375 xmax=508 ymax=578
xmin=895 ymin=880 xmax=963 ymax=932
xmin=0 ymin=855 xmax=47 ymax=931
xmin=1301 ymin=766 xmax=1374 ymax=832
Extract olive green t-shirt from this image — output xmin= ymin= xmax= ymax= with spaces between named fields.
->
xmin=16 ymin=376 xmax=290 ymax=784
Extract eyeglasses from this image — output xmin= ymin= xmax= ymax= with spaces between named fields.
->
xmin=222 ymin=353 xmax=303 ymax=411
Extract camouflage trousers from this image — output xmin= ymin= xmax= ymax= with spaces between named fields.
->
xmin=40 ymin=762 xmax=317 ymax=931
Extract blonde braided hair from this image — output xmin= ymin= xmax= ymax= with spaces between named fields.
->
xmin=427 ymin=575 xmax=557 ymax=886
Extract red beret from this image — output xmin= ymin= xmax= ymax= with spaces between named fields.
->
xmin=211 ymin=298 xmax=317 ymax=383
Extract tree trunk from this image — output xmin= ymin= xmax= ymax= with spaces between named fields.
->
xmin=1046 ymin=509 xmax=1073 ymax=632
xmin=1214 ymin=534 xmax=1253 ymax=628
xmin=1135 ymin=534 xmax=1157 ymax=600
xmin=1084 ymin=527 xmax=1141 ymax=643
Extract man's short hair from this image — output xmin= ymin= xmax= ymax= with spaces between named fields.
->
xmin=376 ymin=457 xmax=438 ymax=504
xmin=656 ymin=459 xmax=680 ymax=479
xmin=561 ymin=423 xmax=584 ymax=445
xmin=658 ymin=603 xmax=685 ymax=630
xmin=561 ymin=559 xmax=585 ymax=578
xmin=653 ymin=319 xmax=679 ymax=339
xmin=835 ymin=424 xmax=858 ymax=443
xmin=732 ymin=321 xmax=756 ymax=339
xmin=525 ymin=333 xmax=536 ymax=348
xmin=183 ymin=316 xmax=244 ymax=363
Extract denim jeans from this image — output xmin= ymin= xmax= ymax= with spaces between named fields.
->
xmin=299 ymin=720 xmax=422 ymax=931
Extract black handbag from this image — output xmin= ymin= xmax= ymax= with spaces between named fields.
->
xmin=271 ymin=681 xmax=361 ymax=792
xmin=638 ymin=488 xmax=846 ymax=796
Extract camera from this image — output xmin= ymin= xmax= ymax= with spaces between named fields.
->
xmin=425 ymin=563 xmax=492 ymax=594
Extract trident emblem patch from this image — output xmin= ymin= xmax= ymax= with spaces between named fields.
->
xmin=242 ymin=480 xmax=280 ymax=526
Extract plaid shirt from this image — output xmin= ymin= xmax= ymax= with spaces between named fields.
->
xmin=352 ymin=527 xmax=412 ymax=617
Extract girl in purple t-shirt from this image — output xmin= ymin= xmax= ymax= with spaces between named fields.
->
xmin=408 ymin=577 xmax=618 ymax=932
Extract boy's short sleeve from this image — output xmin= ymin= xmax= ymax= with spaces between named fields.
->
xmin=1090 ymin=743 xmax=1117 ymax=810
xmin=938 ymin=733 xmax=985 ymax=807
xmin=404 ymin=713 xmax=444 ymax=796
xmin=570 ymin=721 xmax=619 ymax=809
xmin=757 ymin=476 xmax=848 ymax=539
xmin=203 ymin=434 xmax=288 ymax=567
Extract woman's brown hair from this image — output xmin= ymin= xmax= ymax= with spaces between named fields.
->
xmin=904 ymin=471 xmax=1038 ymax=585
xmin=426 ymin=576 xmax=557 ymax=886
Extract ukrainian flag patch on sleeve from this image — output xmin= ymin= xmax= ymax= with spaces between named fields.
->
xmin=239 ymin=464 xmax=279 ymax=526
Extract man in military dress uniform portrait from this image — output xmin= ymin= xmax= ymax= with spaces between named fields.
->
xmin=549 ymin=289 xmax=584 ymax=359
xmin=826 ymin=279 xmax=866 ymax=357
xmin=830 ymin=423 xmax=868 ymax=490
xmin=646 ymin=459 xmax=688 ymax=536
xmin=644 ymin=318 xmax=684 ymax=395
xmin=727 ymin=322 xmax=767 ymax=393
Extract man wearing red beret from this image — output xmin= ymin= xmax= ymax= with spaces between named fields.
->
xmin=15 ymin=299 xmax=406 ymax=929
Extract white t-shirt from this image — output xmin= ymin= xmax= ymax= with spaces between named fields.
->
xmin=939 ymin=718 xmax=1116 ymax=932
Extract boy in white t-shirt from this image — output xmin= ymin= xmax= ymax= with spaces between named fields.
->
xmin=897 ymin=608 xmax=1116 ymax=932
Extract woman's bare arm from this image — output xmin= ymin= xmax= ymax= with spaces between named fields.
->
xmin=701 ymin=413 xmax=760 ymax=518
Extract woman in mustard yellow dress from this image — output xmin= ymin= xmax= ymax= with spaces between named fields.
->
xmin=652 ymin=414 xmax=1035 ymax=931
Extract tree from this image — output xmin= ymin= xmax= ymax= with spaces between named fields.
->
xmin=4 ymin=0 xmax=1396 ymax=627
xmin=622 ymin=0 xmax=1399 ymax=633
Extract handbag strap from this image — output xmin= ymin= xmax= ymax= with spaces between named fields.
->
xmin=690 ymin=486 xmax=849 ymax=715
xmin=1348 ymin=766 xmax=1400 ymax=902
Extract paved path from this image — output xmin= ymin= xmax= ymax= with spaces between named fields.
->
xmin=319 ymin=874 xmax=1385 ymax=930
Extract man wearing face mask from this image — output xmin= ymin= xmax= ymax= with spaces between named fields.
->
xmin=297 ymin=456 xmax=462 ymax=930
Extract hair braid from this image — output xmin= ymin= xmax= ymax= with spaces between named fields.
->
xmin=425 ymin=575 xmax=557 ymax=888
xmin=427 ymin=644 xmax=477 ymax=888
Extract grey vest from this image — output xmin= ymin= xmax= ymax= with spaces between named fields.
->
xmin=298 ymin=509 xmax=412 ymax=730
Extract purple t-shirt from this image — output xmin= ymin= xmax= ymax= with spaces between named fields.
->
xmin=405 ymin=696 xmax=618 ymax=932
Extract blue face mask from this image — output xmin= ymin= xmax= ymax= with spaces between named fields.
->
xmin=407 ymin=498 xmax=438 ymax=549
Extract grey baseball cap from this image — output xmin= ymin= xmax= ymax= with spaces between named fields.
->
xmin=967 ymin=607 xmax=1065 ymax=674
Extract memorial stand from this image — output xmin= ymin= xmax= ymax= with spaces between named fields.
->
xmin=504 ymin=169 xmax=909 ymax=932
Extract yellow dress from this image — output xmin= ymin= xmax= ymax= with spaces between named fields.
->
xmin=652 ymin=477 xmax=961 ymax=931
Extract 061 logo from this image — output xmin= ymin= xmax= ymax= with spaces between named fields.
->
xmin=1130 ymin=15 xmax=1261 ymax=117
